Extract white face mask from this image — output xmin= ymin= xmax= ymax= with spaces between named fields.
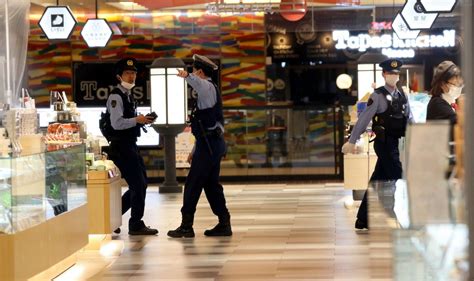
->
xmin=385 ymin=75 xmax=399 ymax=87
xmin=121 ymin=81 xmax=135 ymax=90
xmin=446 ymin=85 xmax=463 ymax=100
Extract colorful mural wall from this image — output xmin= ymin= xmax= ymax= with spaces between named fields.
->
xmin=27 ymin=9 xmax=342 ymax=176
xmin=28 ymin=11 xmax=265 ymax=107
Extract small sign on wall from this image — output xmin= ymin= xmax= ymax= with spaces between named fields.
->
xmin=39 ymin=6 xmax=77 ymax=40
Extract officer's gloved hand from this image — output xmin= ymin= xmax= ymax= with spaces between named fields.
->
xmin=342 ymin=142 xmax=356 ymax=154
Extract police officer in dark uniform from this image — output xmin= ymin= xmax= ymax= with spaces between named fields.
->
xmin=106 ymin=57 xmax=158 ymax=235
xmin=168 ymin=54 xmax=232 ymax=238
xmin=342 ymin=59 xmax=413 ymax=230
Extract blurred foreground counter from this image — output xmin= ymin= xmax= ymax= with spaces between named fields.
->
xmin=0 ymin=144 xmax=88 ymax=280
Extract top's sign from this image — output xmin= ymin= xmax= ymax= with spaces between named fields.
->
xmin=38 ymin=6 xmax=77 ymax=40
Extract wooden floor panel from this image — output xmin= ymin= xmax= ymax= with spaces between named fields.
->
xmin=61 ymin=184 xmax=392 ymax=280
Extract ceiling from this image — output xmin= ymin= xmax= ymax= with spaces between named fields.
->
xmin=30 ymin=0 xmax=408 ymax=14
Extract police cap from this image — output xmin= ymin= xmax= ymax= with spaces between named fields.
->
xmin=116 ymin=57 xmax=138 ymax=75
xmin=379 ymin=59 xmax=402 ymax=73
xmin=193 ymin=54 xmax=218 ymax=71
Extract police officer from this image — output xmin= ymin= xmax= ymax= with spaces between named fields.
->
xmin=168 ymin=54 xmax=232 ymax=238
xmin=342 ymin=59 xmax=413 ymax=230
xmin=106 ymin=57 xmax=158 ymax=235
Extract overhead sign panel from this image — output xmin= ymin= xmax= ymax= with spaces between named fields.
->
xmin=392 ymin=13 xmax=420 ymax=40
xmin=38 ymin=6 xmax=77 ymax=40
xmin=419 ymin=0 xmax=458 ymax=13
xmin=81 ymin=19 xmax=113 ymax=48
xmin=401 ymin=0 xmax=438 ymax=30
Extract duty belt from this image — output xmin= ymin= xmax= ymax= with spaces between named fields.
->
xmin=204 ymin=128 xmax=223 ymax=138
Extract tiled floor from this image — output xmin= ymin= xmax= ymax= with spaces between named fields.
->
xmin=62 ymin=184 xmax=393 ymax=280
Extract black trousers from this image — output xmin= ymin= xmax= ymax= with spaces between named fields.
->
xmin=181 ymin=135 xmax=229 ymax=218
xmin=109 ymin=140 xmax=148 ymax=230
xmin=357 ymin=136 xmax=402 ymax=223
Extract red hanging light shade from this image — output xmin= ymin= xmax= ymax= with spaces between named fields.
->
xmin=280 ymin=0 xmax=307 ymax=22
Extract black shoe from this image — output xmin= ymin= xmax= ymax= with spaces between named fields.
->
xmin=128 ymin=226 xmax=158 ymax=236
xmin=355 ymin=219 xmax=368 ymax=230
xmin=204 ymin=223 xmax=232 ymax=237
xmin=167 ymin=226 xmax=195 ymax=238
xmin=113 ymin=227 xmax=121 ymax=234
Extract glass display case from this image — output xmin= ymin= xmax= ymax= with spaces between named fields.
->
xmin=368 ymin=122 xmax=468 ymax=280
xmin=373 ymin=180 xmax=469 ymax=281
xmin=0 ymin=144 xmax=87 ymax=234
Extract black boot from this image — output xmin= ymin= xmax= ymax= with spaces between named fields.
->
xmin=204 ymin=214 xmax=232 ymax=237
xmin=128 ymin=221 xmax=158 ymax=235
xmin=355 ymin=219 xmax=368 ymax=230
xmin=167 ymin=213 xmax=195 ymax=238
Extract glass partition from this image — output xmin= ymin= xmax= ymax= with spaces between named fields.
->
xmin=219 ymin=106 xmax=345 ymax=178
xmin=0 ymin=144 xmax=87 ymax=234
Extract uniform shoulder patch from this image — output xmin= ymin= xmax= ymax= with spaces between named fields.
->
xmin=111 ymin=100 xmax=117 ymax=108
xmin=367 ymin=98 xmax=374 ymax=106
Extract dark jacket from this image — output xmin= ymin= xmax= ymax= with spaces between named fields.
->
xmin=426 ymin=96 xmax=457 ymax=124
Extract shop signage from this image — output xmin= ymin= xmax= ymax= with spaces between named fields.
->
xmin=332 ymin=29 xmax=456 ymax=58
xmin=370 ymin=21 xmax=392 ymax=31
xmin=81 ymin=19 xmax=113 ymax=48
xmin=38 ymin=6 xmax=77 ymax=40
xmin=419 ymin=0 xmax=458 ymax=13
xmin=401 ymin=0 xmax=438 ymax=30
xmin=73 ymin=62 xmax=150 ymax=107
xmin=392 ymin=14 xmax=420 ymax=40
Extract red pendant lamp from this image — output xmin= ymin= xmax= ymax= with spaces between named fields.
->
xmin=280 ymin=0 xmax=307 ymax=21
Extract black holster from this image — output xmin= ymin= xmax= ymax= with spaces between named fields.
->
xmin=372 ymin=125 xmax=386 ymax=143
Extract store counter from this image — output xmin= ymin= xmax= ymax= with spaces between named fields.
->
xmin=0 ymin=144 xmax=89 ymax=280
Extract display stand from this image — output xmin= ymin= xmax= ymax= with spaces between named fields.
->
xmin=0 ymin=144 xmax=89 ymax=280
xmin=86 ymin=169 xmax=122 ymax=235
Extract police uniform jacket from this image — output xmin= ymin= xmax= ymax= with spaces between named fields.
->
xmin=349 ymin=85 xmax=413 ymax=144
xmin=186 ymin=74 xmax=224 ymax=138
xmin=106 ymin=84 xmax=140 ymax=142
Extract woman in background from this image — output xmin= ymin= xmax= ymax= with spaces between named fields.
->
xmin=427 ymin=61 xmax=464 ymax=123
